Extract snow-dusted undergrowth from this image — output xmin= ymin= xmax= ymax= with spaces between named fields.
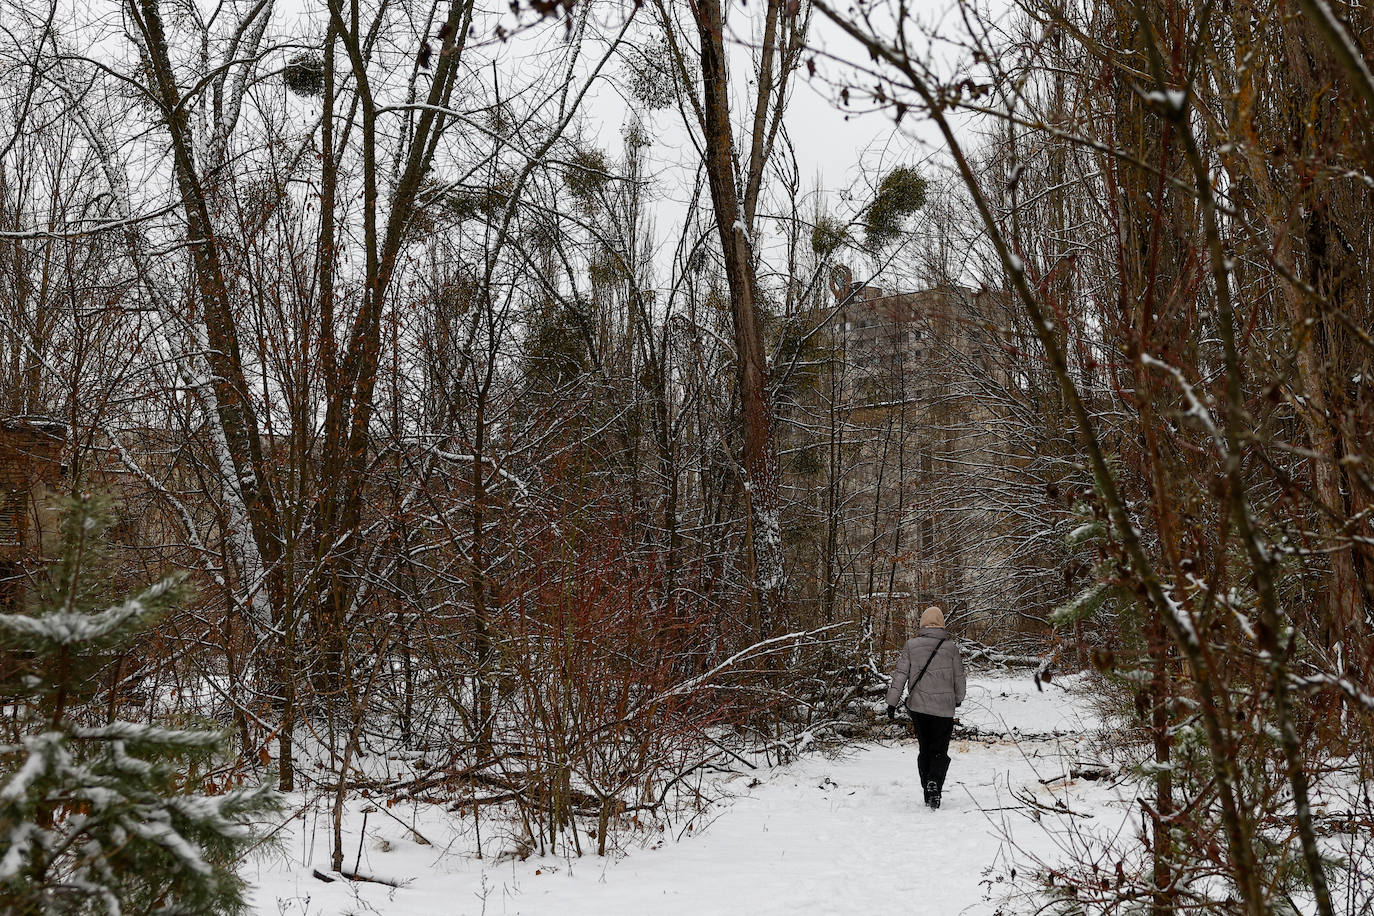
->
xmin=246 ymin=674 xmax=1119 ymax=915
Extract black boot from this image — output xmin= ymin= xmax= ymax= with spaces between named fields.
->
xmin=925 ymin=780 xmax=941 ymax=809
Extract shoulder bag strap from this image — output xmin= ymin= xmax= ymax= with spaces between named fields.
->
xmin=911 ymin=638 xmax=947 ymax=688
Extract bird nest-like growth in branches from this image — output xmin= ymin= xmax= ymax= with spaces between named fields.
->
xmin=283 ymin=51 xmax=325 ymax=97
xmin=863 ymin=166 xmax=928 ymax=247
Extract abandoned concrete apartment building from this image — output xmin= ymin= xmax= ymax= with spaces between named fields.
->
xmin=4 ymin=283 xmax=1019 ymax=645
xmin=797 ymin=275 xmax=1016 ymax=645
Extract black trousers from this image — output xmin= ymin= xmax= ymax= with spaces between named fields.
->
xmin=908 ymin=711 xmax=955 ymax=792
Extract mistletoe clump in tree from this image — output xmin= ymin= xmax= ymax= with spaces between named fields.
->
xmin=0 ymin=494 xmax=277 ymax=915
xmin=862 ymin=166 xmax=928 ymax=247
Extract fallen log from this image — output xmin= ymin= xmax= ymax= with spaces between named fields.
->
xmin=313 ymin=868 xmax=406 ymax=888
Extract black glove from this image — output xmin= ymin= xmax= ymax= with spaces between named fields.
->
xmin=886 ymin=705 xmax=897 ymax=723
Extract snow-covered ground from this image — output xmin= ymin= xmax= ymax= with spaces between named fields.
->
xmin=247 ymin=674 xmax=1124 ymax=915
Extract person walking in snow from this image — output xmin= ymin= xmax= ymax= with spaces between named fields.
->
xmin=885 ymin=605 xmax=966 ymax=809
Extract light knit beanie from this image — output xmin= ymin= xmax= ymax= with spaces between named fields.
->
xmin=920 ymin=605 xmax=946 ymax=629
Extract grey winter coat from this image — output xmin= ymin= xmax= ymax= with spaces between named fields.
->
xmin=886 ymin=627 xmax=966 ymax=718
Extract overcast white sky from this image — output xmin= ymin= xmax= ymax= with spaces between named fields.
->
xmin=46 ymin=0 xmax=992 ymax=289
xmin=267 ymin=0 xmax=991 ymax=280
xmin=562 ymin=0 xmax=996 ymax=287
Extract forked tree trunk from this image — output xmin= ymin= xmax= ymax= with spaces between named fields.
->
xmin=693 ymin=0 xmax=787 ymax=634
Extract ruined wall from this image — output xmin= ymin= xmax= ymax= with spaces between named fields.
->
xmin=0 ymin=419 xmax=63 ymax=610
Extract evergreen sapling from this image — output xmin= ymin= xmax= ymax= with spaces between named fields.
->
xmin=0 ymin=494 xmax=278 ymax=915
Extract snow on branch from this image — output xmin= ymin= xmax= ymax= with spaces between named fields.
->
xmin=0 ymin=575 xmax=183 ymax=648
xmin=1141 ymin=353 xmax=1225 ymax=450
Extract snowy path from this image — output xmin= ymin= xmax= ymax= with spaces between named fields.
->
xmin=249 ymin=676 xmax=1117 ymax=915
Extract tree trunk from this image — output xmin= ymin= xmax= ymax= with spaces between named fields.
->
xmin=693 ymin=0 xmax=785 ymax=634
